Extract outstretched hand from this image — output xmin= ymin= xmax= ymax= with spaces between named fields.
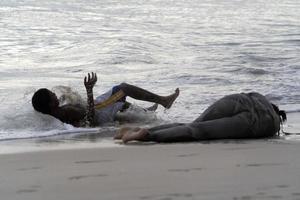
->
xmin=84 ymin=72 xmax=97 ymax=90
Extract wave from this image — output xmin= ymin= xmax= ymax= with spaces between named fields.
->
xmin=230 ymin=66 xmax=271 ymax=75
xmin=167 ymin=74 xmax=234 ymax=85
xmin=96 ymin=55 xmax=157 ymax=65
xmin=202 ymin=42 xmax=242 ymax=47
xmin=0 ymin=102 xmax=158 ymax=141
xmin=244 ymin=67 xmax=270 ymax=75
xmin=286 ymin=109 xmax=300 ymax=114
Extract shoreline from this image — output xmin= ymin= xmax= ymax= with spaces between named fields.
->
xmin=0 ymin=138 xmax=123 ymax=155
xmin=0 ymin=132 xmax=299 ymax=156
xmin=0 ymin=106 xmax=298 ymax=155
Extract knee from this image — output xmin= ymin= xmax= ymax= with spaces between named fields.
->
xmin=189 ymin=123 xmax=208 ymax=140
xmin=118 ymin=82 xmax=129 ymax=89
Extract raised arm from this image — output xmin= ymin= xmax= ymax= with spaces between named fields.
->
xmin=84 ymin=72 xmax=97 ymax=127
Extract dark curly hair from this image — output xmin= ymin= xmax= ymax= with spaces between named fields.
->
xmin=32 ymin=88 xmax=52 ymax=114
xmin=271 ymin=103 xmax=287 ymax=123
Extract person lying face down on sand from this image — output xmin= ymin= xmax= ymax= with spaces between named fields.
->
xmin=115 ymin=92 xmax=287 ymax=143
xmin=32 ymin=72 xmax=180 ymax=127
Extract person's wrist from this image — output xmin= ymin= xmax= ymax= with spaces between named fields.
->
xmin=86 ymin=87 xmax=93 ymax=92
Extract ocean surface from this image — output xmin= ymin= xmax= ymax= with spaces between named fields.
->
xmin=0 ymin=0 xmax=299 ymax=144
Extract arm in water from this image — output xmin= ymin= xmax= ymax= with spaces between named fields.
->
xmin=84 ymin=72 xmax=97 ymax=127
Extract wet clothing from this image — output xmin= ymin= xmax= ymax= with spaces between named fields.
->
xmin=94 ymin=85 xmax=127 ymax=124
xmin=143 ymin=92 xmax=281 ymax=142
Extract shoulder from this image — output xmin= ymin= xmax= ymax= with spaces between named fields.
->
xmin=56 ymin=104 xmax=86 ymax=125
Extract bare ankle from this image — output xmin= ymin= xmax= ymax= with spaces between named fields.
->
xmin=163 ymin=88 xmax=180 ymax=109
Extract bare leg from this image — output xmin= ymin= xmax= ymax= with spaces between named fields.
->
xmin=118 ymin=83 xmax=179 ymax=109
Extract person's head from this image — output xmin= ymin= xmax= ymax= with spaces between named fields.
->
xmin=32 ymin=88 xmax=59 ymax=114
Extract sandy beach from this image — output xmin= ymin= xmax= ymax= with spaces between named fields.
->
xmin=1 ymin=139 xmax=300 ymax=200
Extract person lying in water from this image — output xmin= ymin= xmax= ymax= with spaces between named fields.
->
xmin=32 ymin=72 xmax=180 ymax=127
xmin=115 ymin=92 xmax=287 ymax=143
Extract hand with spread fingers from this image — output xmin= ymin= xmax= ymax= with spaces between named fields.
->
xmin=84 ymin=72 xmax=97 ymax=90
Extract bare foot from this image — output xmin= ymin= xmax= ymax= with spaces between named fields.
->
xmin=164 ymin=88 xmax=180 ymax=109
xmin=114 ymin=127 xmax=130 ymax=140
xmin=114 ymin=126 xmax=134 ymax=140
xmin=114 ymin=127 xmax=141 ymax=140
xmin=122 ymin=128 xmax=149 ymax=143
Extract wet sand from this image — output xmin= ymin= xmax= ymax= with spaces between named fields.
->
xmin=1 ymin=139 xmax=300 ymax=200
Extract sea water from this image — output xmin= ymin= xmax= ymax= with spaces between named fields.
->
xmin=0 ymin=0 xmax=299 ymax=143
